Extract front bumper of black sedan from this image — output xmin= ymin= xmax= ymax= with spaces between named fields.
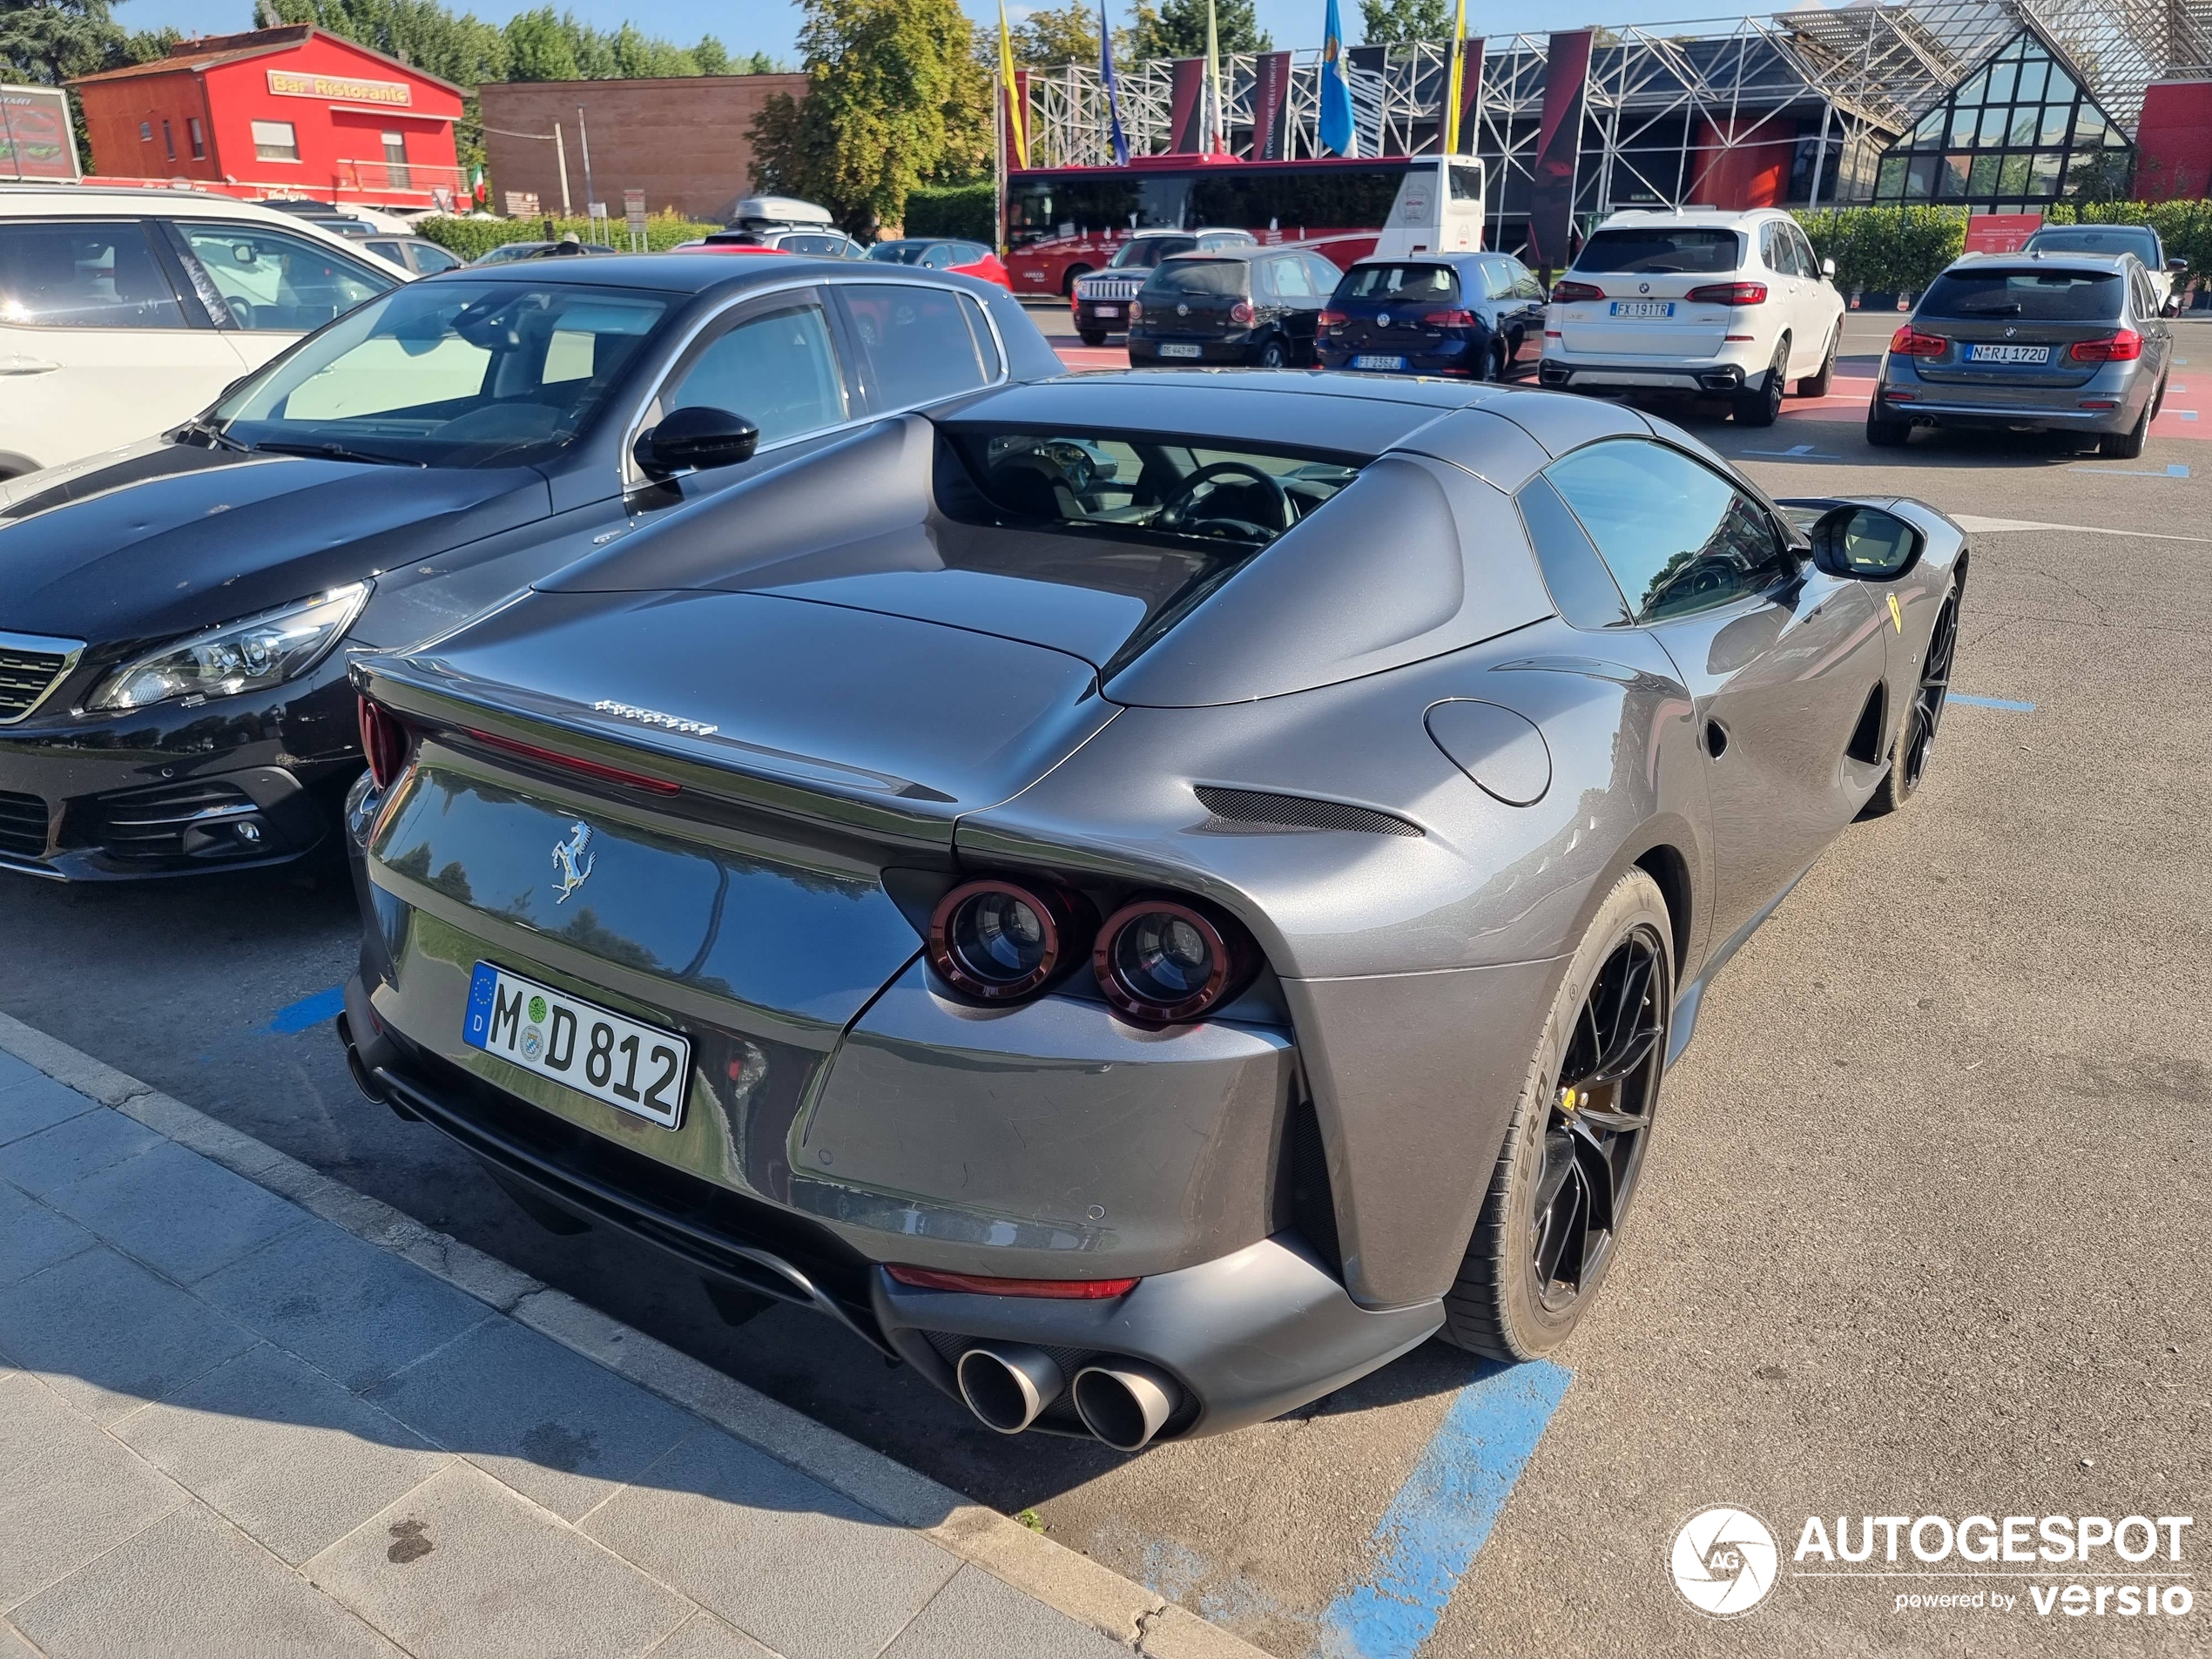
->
xmin=0 ymin=661 xmax=357 ymax=880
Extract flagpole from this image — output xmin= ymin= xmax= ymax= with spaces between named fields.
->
xmin=993 ymin=64 xmax=1007 ymax=259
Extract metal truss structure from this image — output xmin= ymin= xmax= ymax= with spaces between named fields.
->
xmin=1021 ymin=0 xmax=2212 ymax=225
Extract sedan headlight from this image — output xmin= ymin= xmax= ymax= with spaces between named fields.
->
xmin=86 ymin=583 xmax=369 ymax=712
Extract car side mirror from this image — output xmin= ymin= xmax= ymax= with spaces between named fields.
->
xmin=1808 ymin=504 xmax=1922 ymax=580
xmin=634 ymin=405 xmax=760 ymax=479
xmin=1821 ymin=257 xmax=1838 ymax=280
xmin=2168 ymin=257 xmax=2188 ymax=273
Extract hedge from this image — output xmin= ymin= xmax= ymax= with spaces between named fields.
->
xmin=902 ymin=182 xmax=995 ymax=242
xmin=1796 ymin=200 xmax=2212 ymax=300
xmin=414 ymin=212 xmax=721 ymax=260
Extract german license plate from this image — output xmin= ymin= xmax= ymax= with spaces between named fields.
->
xmin=1610 ymin=300 xmax=1675 ymax=319
xmin=1158 ymin=342 xmax=1203 ymax=358
xmin=1965 ymin=342 xmax=2049 ymax=364
xmin=1092 ymin=305 xmax=1120 ymax=317
xmin=1354 ymin=354 xmax=1406 ymax=371
xmin=463 ymin=961 xmax=690 ymax=1129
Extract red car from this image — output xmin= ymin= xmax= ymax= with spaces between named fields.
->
xmin=864 ymin=238 xmax=1010 ymax=289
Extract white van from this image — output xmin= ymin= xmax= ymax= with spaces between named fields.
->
xmin=0 ymin=185 xmax=403 ymax=478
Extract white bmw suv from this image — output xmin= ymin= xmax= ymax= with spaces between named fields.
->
xmin=1538 ymin=207 xmax=1845 ymax=426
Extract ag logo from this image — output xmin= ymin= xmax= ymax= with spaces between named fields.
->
xmin=1669 ymin=1506 xmax=1778 ymax=1618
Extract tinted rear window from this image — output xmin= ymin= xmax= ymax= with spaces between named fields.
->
xmin=1919 ymin=269 xmax=2123 ymax=321
xmin=2026 ymin=227 xmax=2156 ymax=261
xmin=1340 ymin=263 xmax=1460 ymax=302
xmin=1111 ymin=238 xmax=1194 ymax=268
xmin=1148 ymin=259 xmax=1247 ymax=296
xmin=1573 ymin=227 xmax=1741 ymax=275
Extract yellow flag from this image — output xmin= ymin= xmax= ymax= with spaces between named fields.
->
xmin=1444 ymin=0 xmax=1467 ymax=154
xmin=998 ymin=0 xmax=1028 ymax=169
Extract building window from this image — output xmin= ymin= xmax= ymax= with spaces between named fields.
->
xmin=187 ymin=118 xmax=206 ymax=160
xmin=252 ymin=120 xmax=300 ymax=163
xmin=162 ymin=120 xmax=175 ymax=162
xmin=381 ymin=131 xmax=411 ymax=189
xmin=138 ymin=121 xmax=152 ymax=143
xmin=1871 ymin=28 xmax=2134 ymax=212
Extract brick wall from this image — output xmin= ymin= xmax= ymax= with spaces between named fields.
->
xmin=476 ymin=74 xmax=806 ymax=223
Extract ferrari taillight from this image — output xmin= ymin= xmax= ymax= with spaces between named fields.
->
xmin=1094 ymin=895 xmax=1256 ymax=1024
xmin=357 ymin=696 xmax=410 ymax=790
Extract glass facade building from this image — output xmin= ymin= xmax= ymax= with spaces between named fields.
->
xmin=1871 ymin=28 xmax=2134 ymax=211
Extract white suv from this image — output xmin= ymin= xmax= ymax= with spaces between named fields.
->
xmin=0 ymin=186 xmax=403 ymax=479
xmin=1538 ymin=207 xmax=1844 ymax=426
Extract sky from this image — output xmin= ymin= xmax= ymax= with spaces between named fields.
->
xmin=108 ymin=0 xmax=1786 ymax=64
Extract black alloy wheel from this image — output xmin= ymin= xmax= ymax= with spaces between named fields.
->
xmin=1442 ymin=867 xmax=1674 ymax=1361
xmin=1900 ymin=588 xmax=1958 ymax=791
xmin=1865 ymin=581 xmax=1960 ymax=815
xmin=1526 ymin=926 xmax=1667 ymax=1312
xmin=1258 ymin=336 xmax=1289 ymax=368
xmin=1735 ymin=337 xmax=1788 ymax=426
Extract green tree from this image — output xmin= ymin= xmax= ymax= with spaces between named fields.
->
xmin=1014 ymin=0 xmax=1097 ymax=67
xmin=1358 ymin=0 xmax=1448 ymax=44
xmin=691 ymin=34 xmax=726 ymax=73
xmin=1129 ymin=0 xmax=1265 ymax=60
xmin=3 ymin=0 xmax=179 ymax=171
xmin=748 ymin=0 xmax=990 ymax=237
xmin=499 ymin=5 xmax=575 ymax=78
xmin=734 ymin=49 xmax=780 ymax=71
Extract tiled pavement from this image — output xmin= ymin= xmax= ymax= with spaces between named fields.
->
xmin=0 ymin=1035 xmax=1258 ymax=1659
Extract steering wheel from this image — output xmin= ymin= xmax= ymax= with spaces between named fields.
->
xmin=223 ymin=295 xmax=254 ymax=329
xmin=1156 ymin=461 xmax=1292 ymax=539
xmin=1035 ymin=440 xmax=1096 ymax=494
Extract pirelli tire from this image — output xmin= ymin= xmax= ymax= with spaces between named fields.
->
xmin=1441 ymin=867 xmax=1674 ymax=1361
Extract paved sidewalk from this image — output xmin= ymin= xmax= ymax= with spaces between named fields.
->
xmin=0 ymin=1028 xmax=1260 ymax=1659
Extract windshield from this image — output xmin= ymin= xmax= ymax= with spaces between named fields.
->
xmin=207 ymin=280 xmax=671 ymax=468
xmin=1109 ymin=237 xmax=1194 ymax=268
xmin=1340 ymin=263 xmax=1459 ymax=301
xmin=1919 ymin=269 xmax=2123 ymax=321
xmin=867 ymin=241 xmax=930 ymax=265
xmin=1148 ymin=259 xmax=1247 ymax=296
xmin=2027 ymin=227 xmax=2156 ymax=261
xmin=1574 ymin=227 xmax=1741 ymax=275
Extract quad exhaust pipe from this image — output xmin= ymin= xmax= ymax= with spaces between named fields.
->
xmin=1072 ymin=1359 xmax=1178 ymax=1453
xmin=955 ymin=1344 xmax=1065 ymax=1434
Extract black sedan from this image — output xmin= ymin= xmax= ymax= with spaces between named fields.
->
xmin=0 ymin=258 xmax=1058 ymax=880
xmin=1316 ymin=253 xmax=1548 ymax=381
xmin=1127 ymin=247 xmax=1343 ymax=368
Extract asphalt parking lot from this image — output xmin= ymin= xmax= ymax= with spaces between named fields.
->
xmin=3 ymin=309 xmax=2207 ymax=1657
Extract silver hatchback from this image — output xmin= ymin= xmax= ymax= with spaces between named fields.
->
xmin=1869 ymin=251 xmax=2173 ymax=457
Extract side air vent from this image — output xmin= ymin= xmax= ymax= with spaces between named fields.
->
xmin=1846 ymin=684 xmax=1887 ymax=766
xmin=1194 ymin=786 xmax=1421 ymax=838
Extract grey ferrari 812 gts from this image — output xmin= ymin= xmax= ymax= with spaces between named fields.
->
xmin=339 ymin=370 xmax=1966 ymax=1448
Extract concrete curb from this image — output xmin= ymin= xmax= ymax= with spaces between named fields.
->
xmin=0 ymin=1008 xmax=1269 ymax=1659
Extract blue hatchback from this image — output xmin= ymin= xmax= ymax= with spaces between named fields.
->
xmin=1316 ymin=252 xmax=1548 ymax=380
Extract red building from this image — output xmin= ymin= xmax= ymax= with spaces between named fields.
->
xmin=70 ymin=26 xmax=464 ymax=212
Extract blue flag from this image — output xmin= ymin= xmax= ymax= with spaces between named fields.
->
xmin=1318 ymin=0 xmax=1355 ymax=156
xmin=1100 ymin=0 xmax=1130 ymax=165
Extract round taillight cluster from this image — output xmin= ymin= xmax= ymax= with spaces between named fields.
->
xmin=1095 ymin=899 xmax=1249 ymax=1024
xmin=927 ymin=879 xmax=1092 ymax=1001
xmin=926 ymin=880 xmax=1256 ymax=1023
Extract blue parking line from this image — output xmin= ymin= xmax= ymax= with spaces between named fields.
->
xmin=1952 ymin=693 xmax=2035 ymax=711
xmin=266 ymin=983 xmax=347 ymax=1035
xmin=1318 ymin=1360 xmax=1570 ymax=1658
